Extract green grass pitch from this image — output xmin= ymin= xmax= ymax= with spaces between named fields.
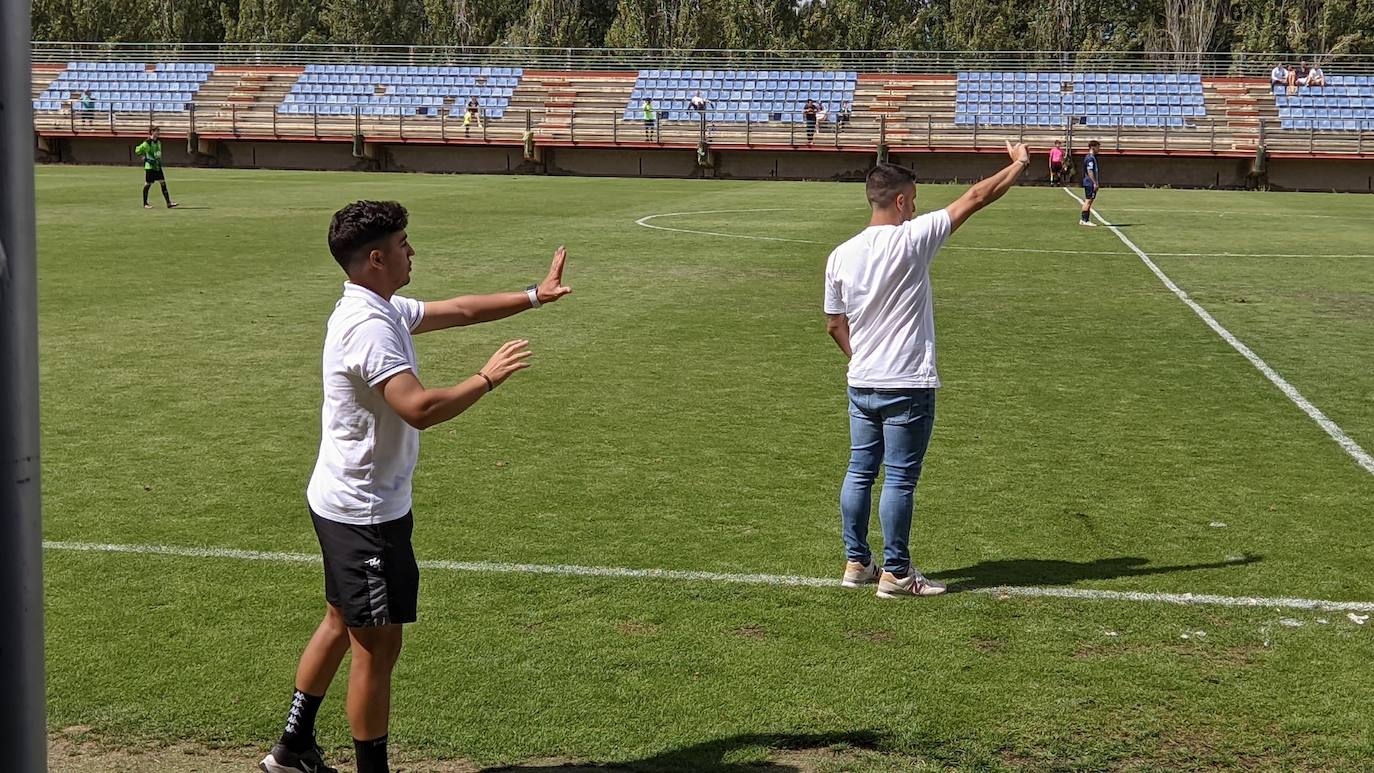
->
xmin=37 ymin=165 xmax=1374 ymax=770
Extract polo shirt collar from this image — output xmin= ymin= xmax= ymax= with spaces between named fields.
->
xmin=343 ymin=281 xmax=402 ymax=321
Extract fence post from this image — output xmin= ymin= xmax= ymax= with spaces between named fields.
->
xmin=68 ymin=103 xmax=74 ymax=134
xmin=927 ymin=114 xmax=932 ymax=149
xmin=230 ymin=102 xmax=237 ymax=136
xmin=481 ymin=111 xmax=487 ymax=142
xmin=745 ymin=113 xmax=750 ymax=146
xmin=1163 ymin=121 xmax=1169 ymax=152
xmin=613 ymin=110 xmax=618 ymax=144
xmin=312 ymin=108 xmax=318 ymax=139
xmin=108 ymin=108 xmax=114 ymax=134
xmin=1209 ymin=118 xmax=1215 ymax=152
xmin=972 ymin=117 xmax=978 ymax=150
xmin=399 ymin=110 xmax=405 ymax=140
xmin=570 ymin=109 xmax=576 ymax=144
xmin=441 ymin=108 xmax=447 ymax=141
xmin=790 ymin=118 xmax=796 ymax=146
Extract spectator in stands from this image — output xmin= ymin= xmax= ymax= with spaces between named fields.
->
xmin=1271 ymin=62 xmax=1291 ymax=92
xmin=837 ymin=102 xmax=853 ymax=130
xmin=817 ymin=104 xmax=829 ymax=134
xmin=1302 ymin=61 xmax=1326 ymax=88
xmin=80 ymin=91 xmax=95 ymax=125
xmin=1293 ymin=61 xmax=1312 ymax=90
xmin=463 ymin=96 xmax=481 ymax=137
xmin=1049 ymin=140 xmax=1066 ymax=185
xmin=689 ymin=92 xmax=709 ymax=113
xmin=804 ymin=99 xmax=818 ymax=143
xmin=642 ymin=97 xmax=656 ymax=141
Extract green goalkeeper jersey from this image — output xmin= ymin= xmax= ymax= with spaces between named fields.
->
xmin=134 ymin=139 xmax=163 ymax=171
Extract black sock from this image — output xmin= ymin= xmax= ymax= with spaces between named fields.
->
xmin=354 ymin=735 xmax=389 ymax=773
xmin=142 ymin=184 xmax=150 ymax=205
xmin=1081 ymin=211 xmax=1090 ymax=222
xmin=279 ymin=688 xmax=325 ymax=754
xmin=160 ymin=183 xmax=171 ymax=204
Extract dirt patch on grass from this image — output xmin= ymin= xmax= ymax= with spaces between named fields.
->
xmin=615 ymin=620 xmax=660 ymax=637
xmin=49 ymin=732 xmax=907 ymax=772
xmin=731 ymin=624 xmax=768 ymax=640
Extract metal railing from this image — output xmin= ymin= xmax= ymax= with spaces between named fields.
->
xmin=30 ymin=41 xmax=1374 ymax=76
xmin=32 ymin=102 xmax=1370 ymax=157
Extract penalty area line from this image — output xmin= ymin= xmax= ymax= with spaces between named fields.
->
xmin=42 ymin=540 xmax=1374 ymax=614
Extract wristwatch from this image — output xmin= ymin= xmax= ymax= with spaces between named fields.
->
xmin=526 ymin=284 xmax=541 ymax=309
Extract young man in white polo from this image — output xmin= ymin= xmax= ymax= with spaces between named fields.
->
xmin=260 ymin=201 xmax=571 ymax=773
xmin=825 ymin=142 xmax=1029 ymax=599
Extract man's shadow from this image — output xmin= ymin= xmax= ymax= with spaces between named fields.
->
xmin=930 ymin=554 xmax=1261 ymax=591
xmin=480 ymin=730 xmax=888 ymax=772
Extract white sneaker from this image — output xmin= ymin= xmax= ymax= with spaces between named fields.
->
xmin=840 ymin=559 xmax=880 ymax=588
xmin=876 ymin=569 xmax=946 ymax=599
xmin=1078 ymin=219 xmax=1097 ymax=227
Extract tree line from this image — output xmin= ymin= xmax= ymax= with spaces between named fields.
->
xmin=30 ymin=0 xmax=1374 ymax=56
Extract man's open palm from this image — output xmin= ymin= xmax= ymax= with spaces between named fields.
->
xmin=537 ymin=245 xmax=571 ymax=304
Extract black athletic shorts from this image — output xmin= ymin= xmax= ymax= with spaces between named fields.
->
xmin=311 ymin=508 xmax=419 ymax=627
xmin=145 ymin=168 xmax=165 ymax=184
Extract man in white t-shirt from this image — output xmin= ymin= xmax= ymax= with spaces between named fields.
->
xmin=825 ymin=142 xmax=1030 ymax=599
xmin=260 ymin=201 xmax=571 ymax=773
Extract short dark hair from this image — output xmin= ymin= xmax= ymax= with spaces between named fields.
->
xmin=149 ymin=125 xmax=159 ymax=133
xmin=1088 ymin=140 xmax=1101 ymax=150
xmin=328 ymin=200 xmax=408 ymax=271
xmin=866 ymin=163 xmax=916 ymax=208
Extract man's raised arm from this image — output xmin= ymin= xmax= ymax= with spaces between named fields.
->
xmin=414 ymin=246 xmax=571 ymax=334
xmin=944 ymin=141 xmax=1031 ymax=233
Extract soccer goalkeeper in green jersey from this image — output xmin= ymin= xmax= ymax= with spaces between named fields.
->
xmin=135 ymin=126 xmax=178 ymax=209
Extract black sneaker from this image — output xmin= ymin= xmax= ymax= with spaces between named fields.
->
xmin=259 ymin=742 xmax=338 ymax=773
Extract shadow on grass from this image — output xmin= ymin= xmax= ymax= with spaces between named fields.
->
xmin=931 ymin=554 xmax=1261 ymax=591
xmin=480 ymin=730 xmax=889 ymax=772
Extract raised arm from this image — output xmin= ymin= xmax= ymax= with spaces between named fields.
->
xmin=944 ymin=141 xmax=1030 ymax=233
xmin=415 ymin=246 xmax=570 ymax=334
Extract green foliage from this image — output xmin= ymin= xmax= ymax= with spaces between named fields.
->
xmin=29 ymin=0 xmax=1374 ymax=52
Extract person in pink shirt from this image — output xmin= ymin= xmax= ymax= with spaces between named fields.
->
xmin=1048 ymin=140 xmax=1066 ymax=185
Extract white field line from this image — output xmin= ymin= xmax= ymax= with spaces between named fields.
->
xmin=633 ymin=209 xmax=1374 ymax=259
xmin=42 ymin=540 xmax=1374 ymax=613
xmin=1064 ymin=187 xmax=1374 ymax=476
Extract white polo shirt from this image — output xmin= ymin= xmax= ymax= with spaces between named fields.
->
xmin=823 ymin=209 xmax=952 ymax=389
xmin=306 ymin=282 xmax=425 ymax=525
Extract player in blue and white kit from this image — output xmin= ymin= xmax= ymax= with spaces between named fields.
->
xmin=1079 ymin=140 xmax=1100 ymax=227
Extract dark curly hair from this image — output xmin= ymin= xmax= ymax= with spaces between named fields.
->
xmin=327 ymin=200 xmax=408 ymax=271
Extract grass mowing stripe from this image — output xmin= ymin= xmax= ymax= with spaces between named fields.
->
xmin=1064 ymin=187 xmax=1374 ymax=476
xmin=43 ymin=540 xmax=1374 ymax=613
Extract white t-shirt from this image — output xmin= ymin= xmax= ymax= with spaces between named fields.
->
xmin=824 ymin=209 xmax=952 ymax=389
xmin=1272 ymin=66 xmax=1288 ymax=82
xmin=306 ymin=282 xmax=425 ymax=525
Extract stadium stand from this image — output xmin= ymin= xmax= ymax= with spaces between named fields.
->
xmin=279 ymin=64 xmax=523 ymax=118
xmin=33 ymin=62 xmax=213 ymax=113
xmin=622 ymin=69 xmax=859 ymax=123
xmin=1276 ymin=75 xmax=1374 ymax=131
xmin=955 ymin=72 xmax=1206 ymax=128
xmin=26 ymin=46 xmax=1374 ymax=187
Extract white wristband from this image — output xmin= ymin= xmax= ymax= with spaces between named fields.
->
xmin=526 ymin=286 xmax=541 ymax=309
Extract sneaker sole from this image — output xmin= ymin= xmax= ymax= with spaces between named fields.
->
xmin=875 ymin=587 xmax=947 ymax=599
xmin=840 ymin=578 xmax=877 ymax=588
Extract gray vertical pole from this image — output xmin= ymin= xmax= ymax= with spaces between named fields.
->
xmin=1 ymin=3 xmax=48 ymax=770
